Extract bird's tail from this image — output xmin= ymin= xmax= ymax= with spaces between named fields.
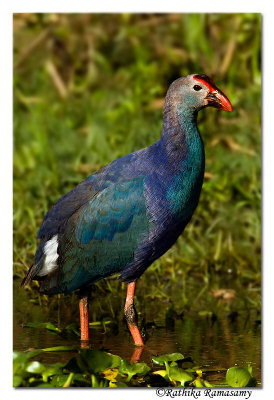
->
xmin=21 ymin=263 xmax=38 ymax=288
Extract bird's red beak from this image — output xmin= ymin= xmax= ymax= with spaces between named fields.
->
xmin=206 ymin=89 xmax=233 ymax=112
xmin=193 ymin=74 xmax=233 ymax=112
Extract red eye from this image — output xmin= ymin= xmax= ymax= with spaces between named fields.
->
xmin=193 ymin=85 xmax=202 ymax=91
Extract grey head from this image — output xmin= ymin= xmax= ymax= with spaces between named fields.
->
xmin=164 ymin=74 xmax=233 ymax=114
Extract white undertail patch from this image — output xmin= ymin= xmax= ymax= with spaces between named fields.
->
xmin=37 ymin=235 xmax=59 ymax=277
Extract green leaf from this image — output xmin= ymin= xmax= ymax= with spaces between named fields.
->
xmin=41 ymin=363 xmax=65 ymax=382
xmin=168 ymin=366 xmax=194 ymax=386
xmin=50 ymin=374 xmax=74 ymax=387
xmin=248 ymin=364 xmax=253 ymax=375
xmin=13 ymin=375 xmax=23 ymax=387
xmin=226 ymin=367 xmax=254 ymax=387
xmin=13 ymin=349 xmax=42 ymax=362
xmin=109 ymin=381 xmax=128 ymax=387
xmin=152 ymin=353 xmax=185 ymax=365
xmin=36 ymin=383 xmax=55 ymax=387
xmin=75 ymin=350 xmax=121 ymax=374
xmin=42 ymin=345 xmax=78 ymax=352
xmin=63 ymin=372 xmax=75 ymax=387
xmin=118 ymin=359 xmax=151 ymax=382
xmin=26 ymin=361 xmax=45 ymax=374
xmin=204 ymin=379 xmax=215 ymax=387
xmin=91 ymin=373 xmax=100 ymax=387
xmin=194 ymin=377 xmax=204 ymax=387
xmin=24 ymin=322 xmax=62 ymax=334
xmin=152 ymin=369 xmax=168 ymax=379
xmin=13 ymin=351 xmax=44 ymax=377
xmin=64 ymin=323 xmax=81 ymax=337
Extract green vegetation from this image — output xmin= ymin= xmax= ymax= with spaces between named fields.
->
xmin=13 ymin=348 xmax=258 ymax=387
xmin=13 ymin=13 xmax=261 ymax=387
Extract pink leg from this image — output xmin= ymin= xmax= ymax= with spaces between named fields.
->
xmin=79 ymin=294 xmax=89 ymax=348
xmin=124 ymin=282 xmax=144 ymax=347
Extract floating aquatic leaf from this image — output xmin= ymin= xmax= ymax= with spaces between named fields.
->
xmin=26 ymin=361 xmax=45 ymax=374
xmin=13 ymin=350 xmax=42 ymax=376
xmin=71 ymin=350 xmax=121 ymax=374
xmin=226 ymin=366 xmax=254 ymax=387
xmin=42 ymin=345 xmax=78 ymax=352
xmin=118 ymin=359 xmax=150 ymax=382
xmin=13 ymin=349 xmax=42 ymax=362
xmin=41 ymin=363 xmax=65 ymax=382
xmin=152 ymin=369 xmax=168 ymax=379
xmin=13 ymin=375 xmax=23 ymax=387
xmin=152 ymin=353 xmax=184 ymax=365
xmin=24 ymin=322 xmax=61 ymax=334
xmin=170 ymin=361 xmax=178 ymax=367
xmin=168 ymin=366 xmax=194 ymax=386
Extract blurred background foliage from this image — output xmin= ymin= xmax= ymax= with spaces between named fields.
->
xmin=13 ymin=13 xmax=261 ymax=321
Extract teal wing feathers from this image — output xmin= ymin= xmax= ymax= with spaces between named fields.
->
xmin=39 ymin=176 xmax=150 ymax=294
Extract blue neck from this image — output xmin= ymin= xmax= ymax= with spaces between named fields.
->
xmin=159 ymin=103 xmax=205 ymax=220
xmin=161 ymin=103 xmax=203 ymax=161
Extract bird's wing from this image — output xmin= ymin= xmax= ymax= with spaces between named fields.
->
xmin=37 ymin=177 xmax=101 ymax=240
xmin=38 ymin=176 xmax=151 ymax=294
xmin=37 ymin=150 xmax=139 ymax=240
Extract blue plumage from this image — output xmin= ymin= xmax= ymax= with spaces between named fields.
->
xmin=22 ymin=74 xmax=232 ymax=298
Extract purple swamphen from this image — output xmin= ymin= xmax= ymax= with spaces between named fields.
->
xmin=22 ymin=74 xmax=232 ymax=347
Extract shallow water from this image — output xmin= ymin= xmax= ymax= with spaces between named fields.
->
xmin=13 ymin=282 xmax=261 ymax=384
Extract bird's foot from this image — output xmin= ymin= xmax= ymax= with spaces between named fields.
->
xmin=80 ymin=339 xmax=90 ymax=349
